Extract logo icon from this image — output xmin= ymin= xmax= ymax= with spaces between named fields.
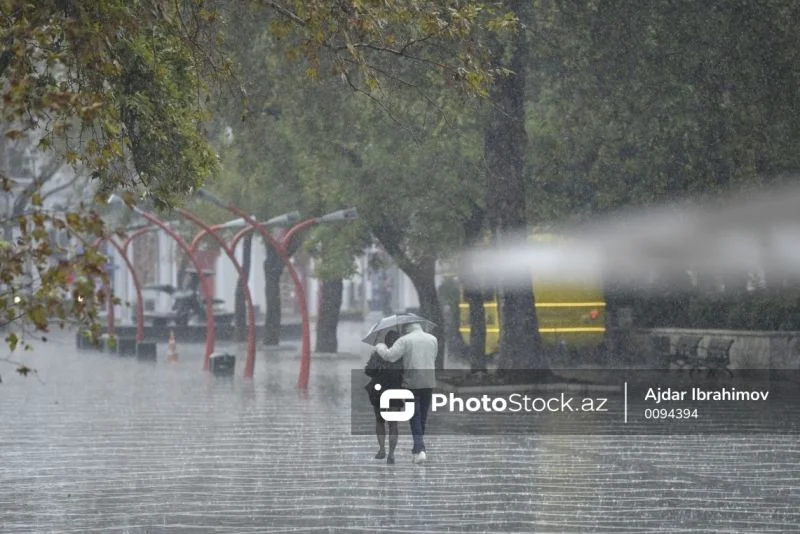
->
xmin=375 ymin=384 xmax=415 ymax=421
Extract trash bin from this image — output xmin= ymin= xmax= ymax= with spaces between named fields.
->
xmin=209 ymin=352 xmax=235 ymax=376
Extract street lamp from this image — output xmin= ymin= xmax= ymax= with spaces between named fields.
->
xmin=175 ymin=207 xmax=258 ymax=377
xmin=108 ymin=194 xmax=217 ymax=364
xmin=185 ymin=212 xmax=301 ymax=378
xmin=189 ymin=211 xmax=301 ymax=253
xmin=91 ymin=234 xmax=145 ymax=344
xmin=196 ymin=189 xmax=358 ymax=390
xmin=227 ymin=208 xmax=358 ymax=389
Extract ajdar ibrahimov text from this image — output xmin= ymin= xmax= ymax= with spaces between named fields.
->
xmin=645 ymin=387 xmax=769 ymax=405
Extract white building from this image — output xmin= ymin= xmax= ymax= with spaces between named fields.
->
xmin=106 ymin=230 xmax=422 ymax=324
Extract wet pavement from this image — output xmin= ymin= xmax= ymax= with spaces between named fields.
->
xmin=1 ymin=321 xmax=799 ymax=533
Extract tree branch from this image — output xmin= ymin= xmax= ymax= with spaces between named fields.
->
xmin=340 ymin=70 xmax=422 ymax=144
xmin=11 ymin=156 xmax=66 ymax=216
xmin=40 ymin=174 xmax=79 ymax=201
xmin=264 ymin=1 xmax=306 ymax=26
xmin=348 ymin=41 xmax=450 ymax=72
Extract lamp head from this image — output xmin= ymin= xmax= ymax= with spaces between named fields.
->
xmin=216 ymin=217 xmax=247 ymax=230
xmin=265 ymin=210 xmax=301 ymax=227
xmin=195 ymin=188 xmax=225 ymax=208
xmin=107 ymin=193 xmax=142 ymax=214
xmin=318 ymin=207 xmax=358 ymax=224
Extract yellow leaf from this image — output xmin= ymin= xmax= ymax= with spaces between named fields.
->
xmin=31 ymin=192 xmax=42 ymax=206
xmin=5 ymin=332 xmax=18 ymax=351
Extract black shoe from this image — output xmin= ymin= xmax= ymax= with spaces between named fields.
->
xmin=386 ymin=455 xmax=395 ymax=465
xmin=375 ymin=449 xmax=386 ymax=459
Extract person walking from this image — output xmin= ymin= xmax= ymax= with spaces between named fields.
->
xmin=375 ymin=321 xmax=438 ymax=465
xmin=365 ymin=330 xmax=402 ymax=464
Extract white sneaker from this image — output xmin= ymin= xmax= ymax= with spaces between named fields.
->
xmin=414 ymin=451 xmax=427 ymax=464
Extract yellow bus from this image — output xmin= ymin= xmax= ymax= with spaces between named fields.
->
xmin=458 ymin=234 xmax=606 ymax=356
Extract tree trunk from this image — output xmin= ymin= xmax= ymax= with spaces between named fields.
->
xmin=315 ymin=278 xmax=342 ymax=353
xmin=404 ymin=257 xmax=446 ymax=370
xmin=484 ymin=2 xmax=544 ymax=371
xmin=368 ymin=226 xmax=445 ymax=369
xmin=464 ymin=289 xmax=487 ymax=372
xmin=263 ymin=246 xmax=283 ymax=345
xmin=436 ymin=276 xmax=465 ymax=361
xmin=461 ymin=202 xmax=487 ymax=372
xmin=234 ymin=233 xmax=252 ymax=342
xmin=176 ymin=253 xmax=189 ymax=289
xmin=262 ymin=232 xmax=303 ymax=346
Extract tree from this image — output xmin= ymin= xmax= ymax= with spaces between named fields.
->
xmin=459 ymin=200 xmax=488 ymax=372
xmin=527 ymin=0 xmax=800 ymax=217
xmin=211 ymin=2 xmax=511 ymax=358
xmin=1 ymin=1 xmax=224 ymax=204
xmin=0 ymin=1 xmax=226 ymax=361
xmin=0 ymin=188 xmax=112 ymax=356
xmin=526 ymin=1 xmax=800 ymax=275
xmin=261 ymin=0 xmax=516 ymax=98
xmin=309 ymin=223 xmax=370 ymax=352
xmin=483 ymin=1 xmax=543 ymax=371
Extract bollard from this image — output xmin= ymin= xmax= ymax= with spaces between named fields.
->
xmin=209 ymin=352 xmax=235 ymax=376
xmin=136 ymin=341 xmax=157 ymax=360
xmin=116 ymin=337 xmax=138 ymax=356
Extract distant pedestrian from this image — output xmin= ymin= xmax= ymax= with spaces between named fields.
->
xmin=376 ymin=321 xmax=437 ymax=465
xmin=365 ymin=330 xmax=403 ymax=464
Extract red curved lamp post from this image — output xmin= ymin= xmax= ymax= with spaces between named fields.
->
xmin=107 ymin=196 xmax=217 ymax=364
xmin=123 ymin=225 xmax=158 ymax=253
xmin=228 ymin=223 xmax=313 ymax=388
xmin=92 ymin=235 xmax=145 ymax=343
xmin=197 ymin=191 xmax=357 ymax=390
xmin=121 ymin=225 xmax=159 ymax=343
xmin=178 ymin=208 xmax=257 ymax=378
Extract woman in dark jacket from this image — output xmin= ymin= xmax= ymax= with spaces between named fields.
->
xmin=365 ymin=330 xmax=402 ymax=464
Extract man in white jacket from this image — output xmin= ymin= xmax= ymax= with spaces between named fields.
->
xmin=375 ymin=321 xmax=438 ymax=464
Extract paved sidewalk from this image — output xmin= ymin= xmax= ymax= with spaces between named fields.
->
xmin=0 ymin=330 xmax=798 ymax=533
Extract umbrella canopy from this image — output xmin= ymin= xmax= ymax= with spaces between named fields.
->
xmin=361 ymin=313 xmax=437 ymax=346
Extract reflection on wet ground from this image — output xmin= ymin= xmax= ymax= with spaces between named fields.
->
xmin=1 ymin=330 xmax=798 ymax=533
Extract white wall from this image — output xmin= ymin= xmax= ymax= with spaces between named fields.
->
xmin=212 ymin=249 xmax=424 ymax=318
xmin=107 ymin=235 xmax=446 ymax=325
xmin=214 ymin=237 xmax=268 ymax=315
xmin=108 ymin=228 xmax=179 ymax=322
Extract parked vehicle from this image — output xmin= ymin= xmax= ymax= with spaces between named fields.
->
xmin=142 ymin=267 xmax=234 ymax=327
xmin=458 ymin=233 xmax=606 ymax=356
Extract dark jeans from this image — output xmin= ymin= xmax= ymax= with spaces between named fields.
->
xmin=410 ymin=388 xmax=432 ymax=454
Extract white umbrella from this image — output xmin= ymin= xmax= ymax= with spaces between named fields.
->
xmin=361 ymin=313 xmax=437 ymax=346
